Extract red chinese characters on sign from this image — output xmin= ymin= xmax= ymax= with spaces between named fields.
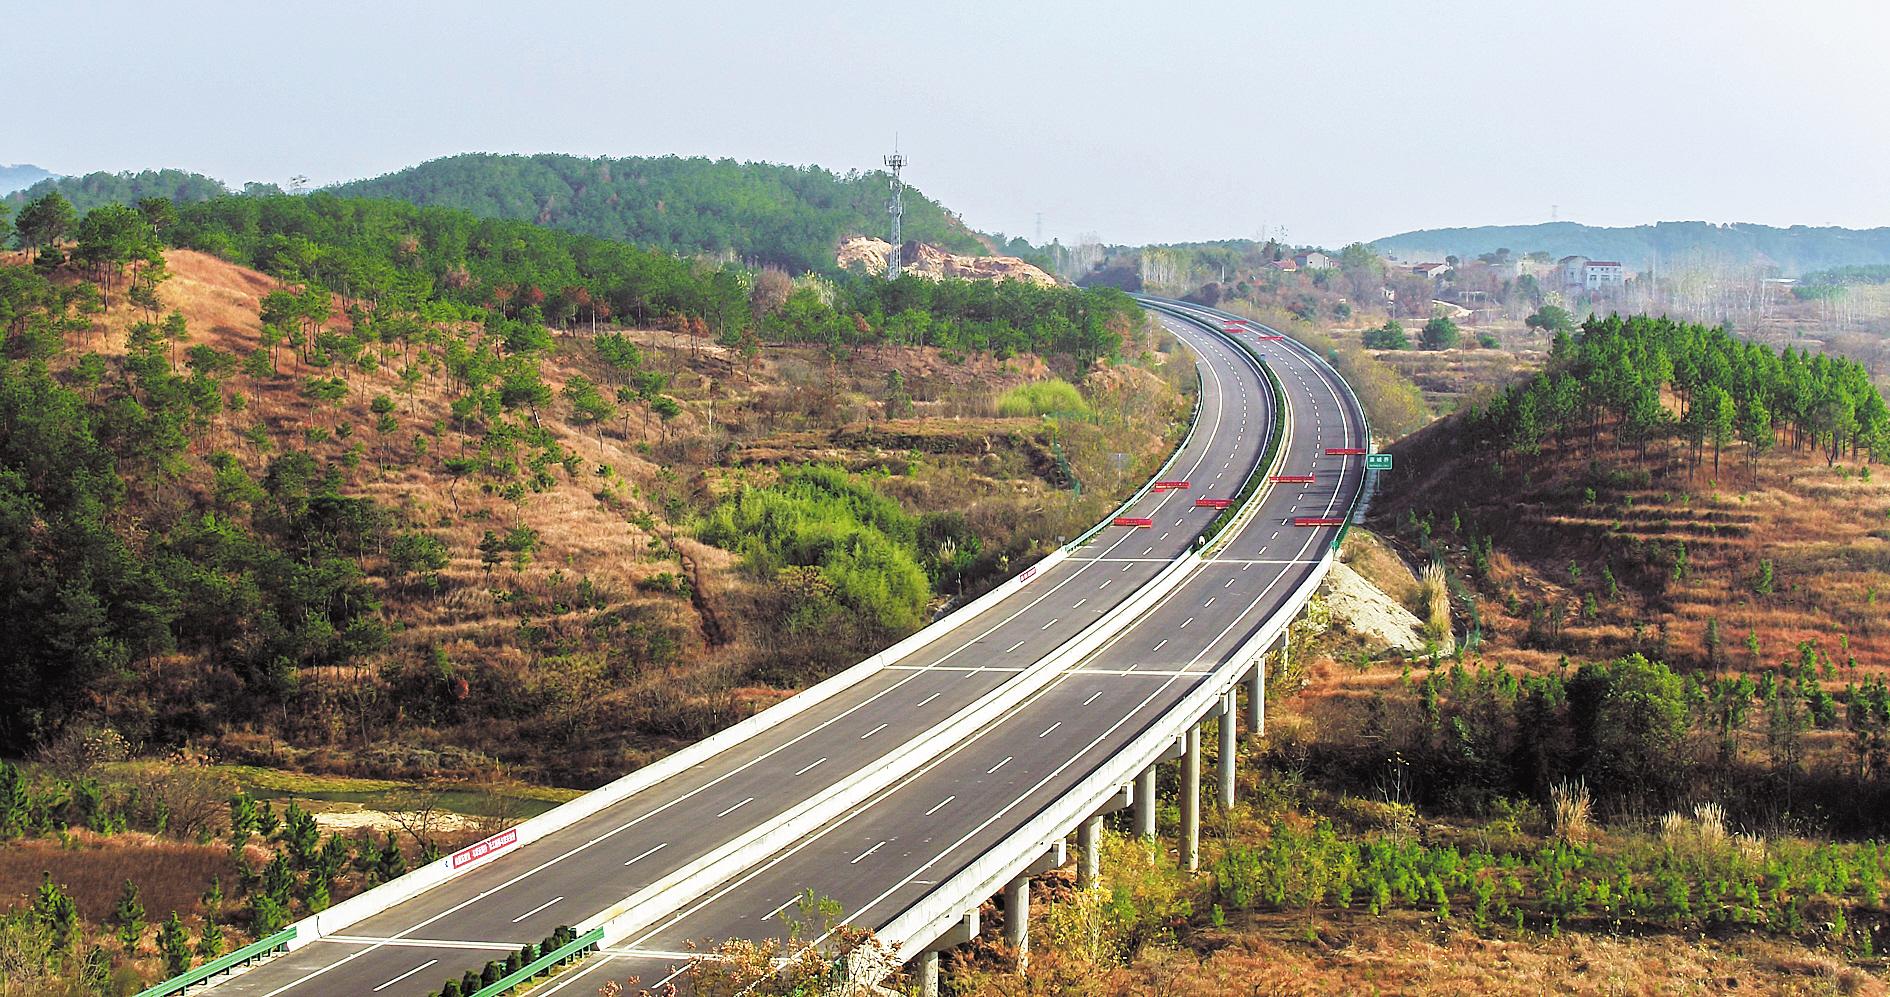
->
xmin=451 ymin=828 xmax=518 ymax=869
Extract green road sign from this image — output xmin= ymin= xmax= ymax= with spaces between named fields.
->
xmin=1365 ymin=453 xmax=1393 ymax=471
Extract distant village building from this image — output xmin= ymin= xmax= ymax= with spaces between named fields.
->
xmin=1559 ymin=255 xmax=1625 ymax=290
xmin=1410 ymin=261 xmax=1452 ymax=279
xmin=1266 ymin=258 xmax=1298 ymax=273
xmin=1293 ymin=251 xmax=1335 ymax=271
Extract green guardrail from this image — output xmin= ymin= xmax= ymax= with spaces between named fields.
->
xmin=133 ymin=927 xmax=295 ymax=997
xmin=445 ymin=926 xmax=604 ymax=997
xmin=1200 ymin=349 xmax=1287 ymax=548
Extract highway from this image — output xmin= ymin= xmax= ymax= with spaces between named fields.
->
xmin=536 ymin=301 xmax=1368 ymax=994
xmin=206 ymin=301 xmax=1276 ymax=996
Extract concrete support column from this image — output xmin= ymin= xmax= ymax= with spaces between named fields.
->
xmin=1181 ymin=726 xmax=1201 ymax=872
xmin=1217 ymin=691 xmax=1237 ymax=810
xmin=1004 ymin=875 xmax=1031 ymax=967
xmin=1246 ymin=660 xmax=1265 ymax=737
xmin=918 ymin=950 xmax=940 ymax=997
xmin=1133 ymin=764 xmax=1158 ymax=841
xmin=1078 ymin=816 xmax=1102 ymax=888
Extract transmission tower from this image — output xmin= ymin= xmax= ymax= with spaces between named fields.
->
xmin=883 ymin=147 xmax=906 ymax=280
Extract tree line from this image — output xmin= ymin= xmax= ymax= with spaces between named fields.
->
xmin=1471 ymin=314 xmax=1890 ymax=474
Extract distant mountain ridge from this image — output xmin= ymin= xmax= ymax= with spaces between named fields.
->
xmin=328 ymin=152 xmax=985 ymax=272
xmin=0 ymin=164 xmax=57 ymax=196
xmin=8 ymin=168 xmax=240 ymax=214
xmin=1371 ymin=220 xmax=1890 ymax=276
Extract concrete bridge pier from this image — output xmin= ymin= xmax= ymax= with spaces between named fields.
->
xmin=1133 ymin=764 xmax=1158 ymax=842
xmin=1003 ymin=875 xmax=1030 ymax=967
xmin=1245 ymin=659 xmax=1264 ymax=736
xmin=913 ymin=910 xmax=978 ymax=997
xmin=1181 ymin=725 xmax=1201 ymax=871
xmin=1217 ymin=689 xmax=1238 ymax=809
xmin=1078 ymin=816 xmax=1102 ymax=888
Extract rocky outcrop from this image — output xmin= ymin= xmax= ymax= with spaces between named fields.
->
xmin=838 ymin=236 xmax=1058 ymax=287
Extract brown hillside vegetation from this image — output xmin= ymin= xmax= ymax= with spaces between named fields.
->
xmin=67 ymin=251 xmax=1188 ymax=788
xmin=1372 ymin=417 xmax=1890 ymax=676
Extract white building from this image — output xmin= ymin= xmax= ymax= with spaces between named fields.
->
xmin=1582 ymin=260 xmax=1625 ymax=289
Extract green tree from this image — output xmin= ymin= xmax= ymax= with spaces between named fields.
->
xmin=157 ymin=911 xmax=192 ymax=975
xmin=1420 ymin=316 xmax=1460 ymax=350
xmin=1525 ymin=305 xmax=1576 ymax=336
xmin=1363 ymin=320 xmax=1408 ymax=350
xmin=111 ymin=880 xmax=146 ymax=953
xmin=14 ymin=191 xmax=77 ymax=261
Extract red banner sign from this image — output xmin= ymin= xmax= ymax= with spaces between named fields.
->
xmin=1269 ymin=475 xmax=1316 ymax=483
xmin=451 ymin=828 xmax=518 ymax=869
xmin=1113 ymin=517 xmax=1155 ymax=528
xmin=1017 ymin=565 xmax=1038 ymax=585
xmin=1257 ymin=334 xmax=1285 ymax=341
xmin=1194 ymin=498 xmax=1233 ymax=508
xmin=1325 ymin=448 xmax=1367 ymax=455
xmin=1152 ymin=481 xmax=1190 ymax=491
xmin=1292 ymin=517 xmax=1346 ymax=527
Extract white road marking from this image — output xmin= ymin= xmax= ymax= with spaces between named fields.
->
xmin=1153 ymin=638 xmax=1168 ymax=651
xmin=765 ymin=896 xmax=800 ymax=920
xmin=924 ymin=796 xmax=955 ymax=816
xmin=860 ymin=723 xmax=889 ymax=739
xmin=1181 ymin=617 xmax=1194 ymax=628
xmin=1039 ymin=721 xmax=1062 ymax=737
xmin=917 ymin=692 xmax=941 ymax=708
xmin=716 ymin=797 xmax=754 ymax=818
xmin=987 ymin=756 xmax=1013 ymax=774
xmin=1082 ymin=690 xmax=1104 ymax=706
xmin=510 ymin=895 xmax=564 ymax=923
xmin=1040 ymin=619 xmax=1058 ymax=630
xmin=621 ymin=842 xmax=669 ymax=867
xmin=1074 ymin=598 xmax=1087 ymax=609
xmin=1204 ymin=597 xmax=1215 ymax=607
xmin=793 ymin=757 xmax=827 ymax=777
xmin=374 ymin=960 xmax=438 ymax=992
xmin=1004 ymin=640 xmax=1026 ymax=653
xmin=851 ymin=840 xmax=889 ymax=864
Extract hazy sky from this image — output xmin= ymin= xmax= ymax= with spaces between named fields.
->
xmin=22 ymin=1 xmax=1890 ymax=247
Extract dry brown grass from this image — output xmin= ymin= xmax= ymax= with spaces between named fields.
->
xmin=55 ymin=251 xmax=1188 ymax=788
xmin=1073 ymin=917 xmax=1886 ymax=996
xmin=0 ymin=830 xmax=227 ymax=931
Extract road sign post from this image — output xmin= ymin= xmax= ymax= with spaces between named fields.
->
xmin=1365 ymin=453 xmax=1393 ymax=471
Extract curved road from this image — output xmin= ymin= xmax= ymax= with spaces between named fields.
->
xmin=208 ymin=302 xmax=1277 ymax=996
xmin=540 ymin=303 xmax=1369 ymax=993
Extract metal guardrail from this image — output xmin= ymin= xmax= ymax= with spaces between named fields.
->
xmin=861 ymin=301 xmax=1367 ymax=970
xmin=134 ymin=928 xmax=295 ymax=997
xmin=466 ymin=927 xmax=604 ymax=997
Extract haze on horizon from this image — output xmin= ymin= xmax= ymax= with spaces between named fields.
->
xmin=25 ymin=0 xmax=1890 ymax=249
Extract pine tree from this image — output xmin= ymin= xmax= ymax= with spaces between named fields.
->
xmin=111 ymin=880 xmax=146 ymax=953
xmin=158 ymin=911 xmax=193 ymax=975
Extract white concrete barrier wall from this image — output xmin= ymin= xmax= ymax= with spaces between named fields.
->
xmin=287 ymin=325 xmax=1220 ymax=951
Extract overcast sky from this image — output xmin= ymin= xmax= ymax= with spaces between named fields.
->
xmin=22 ymin=1 xmax=1890 ymax=248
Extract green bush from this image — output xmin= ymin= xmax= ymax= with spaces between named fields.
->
xmin=997 ymin=379 xmax=1091 ymax=418
xmin=698 ymin=465 xmax=929 ymax=634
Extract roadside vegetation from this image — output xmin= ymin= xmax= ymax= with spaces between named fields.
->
xmin=0 ymin=187 xmax=1190 ymax=993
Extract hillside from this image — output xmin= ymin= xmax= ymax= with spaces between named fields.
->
xmin=327 ymin=152 xmax=986 ymax=272
xmin=911 ymin=314 xmax=1890 ymax=997
xmin=7 ymin=168 xmax=238 ymax=214
xmin=1372 ymin=220 xmax=1890 ymax=276
xmin=0 ymin=163 xmax=55 ymax=195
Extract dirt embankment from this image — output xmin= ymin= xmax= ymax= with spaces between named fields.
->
xmin=838 ymin=236 xmax=1058 ymax=287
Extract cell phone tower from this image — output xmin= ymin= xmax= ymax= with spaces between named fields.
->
xmin=884 ymin=146 xmax=906 ymax=280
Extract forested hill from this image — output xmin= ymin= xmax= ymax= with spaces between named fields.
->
xmin=1371 ymin=220 xmax=1890 ymax=275
xmin=8 ymin=168 xmax=244 ymax=214
xmin=327 ymin=152 xmax=987 ymax=272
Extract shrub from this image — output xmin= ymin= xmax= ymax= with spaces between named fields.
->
xmin=997 ymin=378 xmax=1090 ymax=418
